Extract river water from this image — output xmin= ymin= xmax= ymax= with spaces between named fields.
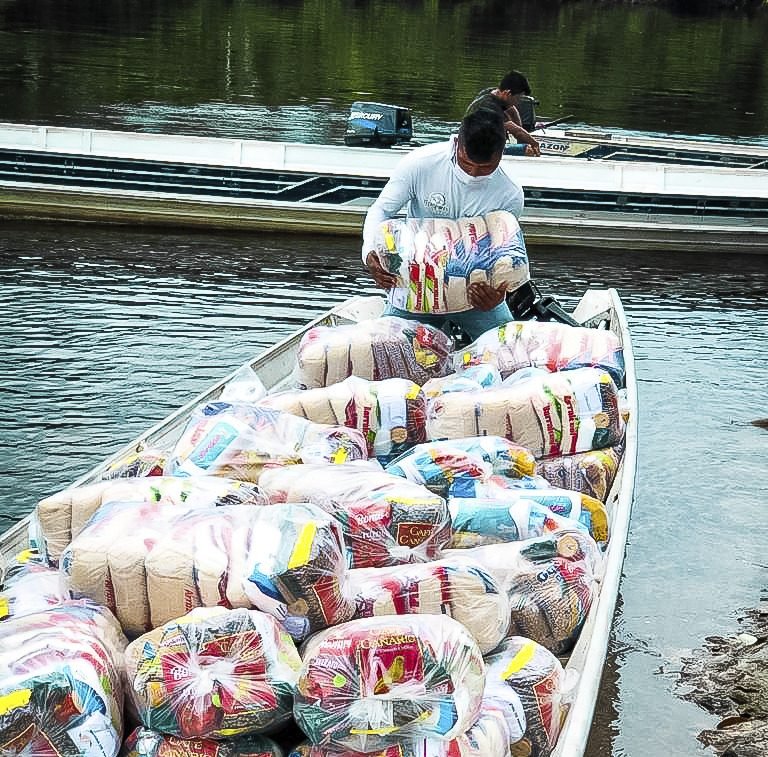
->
xmin=1 ymin=1 xmax=768 ymax=755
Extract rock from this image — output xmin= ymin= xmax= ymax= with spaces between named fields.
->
xmin=677 ymin=605 xmax=768 ymax=756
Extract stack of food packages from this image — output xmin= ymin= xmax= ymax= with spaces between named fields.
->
xmin=372 ymin=211 xmax=530 ymax=314
xmin=5 ymin=295 xmax=626 ymax=757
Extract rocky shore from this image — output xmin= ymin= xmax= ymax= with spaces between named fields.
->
xmin=677 ymin=603 xmax=768 ymax=756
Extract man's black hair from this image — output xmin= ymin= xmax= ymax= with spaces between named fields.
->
xmin=498 ymin=70 xmax=531 ymax=96
xmin=458 ymin=100 xmax=507 ymax=163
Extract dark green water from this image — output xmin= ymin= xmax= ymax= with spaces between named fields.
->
xmin=2 ymin=0 xmax=768 ymax=141
xmin=1 ymin=2 xmax=767 ymax=756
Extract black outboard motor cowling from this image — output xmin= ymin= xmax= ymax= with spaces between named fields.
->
xmin=516 ymin=95 xmax=538 ymax=132
xmin=344 ymin=102 xmax=413 ymax=147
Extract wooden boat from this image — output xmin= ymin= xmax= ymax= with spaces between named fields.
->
xmin=0 ymin=120 xmax=766 ymax=252
xmin=0 ymin=286 xmax=637 ymax=755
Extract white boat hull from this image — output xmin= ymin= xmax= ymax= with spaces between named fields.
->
xmin=1 ymin=122 xmax=767 ymax=252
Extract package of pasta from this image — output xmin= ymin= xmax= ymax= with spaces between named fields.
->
xmin=374 ymin=211 xmax=529 ymax=314
xmin=259 ymin=463 xmax=451 ymax=569
xmin=122 ymin=727 xmax=286 ymax=757
xmin=422 ymin=363 xmax=502 ymax=398
xmin=35 ymin=475 xmax=269 ymax=566
xmin=348 ymin=557 xmax=510 ymax=654
xmin=484 ymin=637 xmax=569 ymax=757
xmin=427 ymin=367 xmax=624 ymax=459
xmin=63 ymin=502 xmax=354 ymax=640
xmin=294 ymin=316 xmax=454 ymax=389
xmin=448 ymin=488 xmax=608 ymax=546
xmin=293 ymin=615 xmax=485 ymax=752
xmin=165 ymin=401 xmax=367 ymax=482
xmin=445 ymin=529 xmax=601 ymax=654
xmin=535 ymin=443 xmax=624 ymax=503
xmin=455 ymin=319 xmax=624 ymax=385
xmin=263 ymin=376 xmax=427 ymax=464
xmin=0 ymin=553 xmax=66 ymax=621
xmin=0 ymin=602 xmax=126 ymax=757
xmin=385 ymin=436 xmax=536 ymax=498
xmin=124 ymin=607 xmax=301 ymax=739
xmin=289 ymin=697 xmax=514 ymax=755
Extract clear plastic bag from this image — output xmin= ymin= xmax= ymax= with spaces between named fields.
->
xmin=484 ymin=637 xmax=569 ymax=757
xmin=385 ymin=436 xmax=536 ymax=498
xmin=445 ymin=528 xmax=602 ymax=654
xmin=0 ymin=553 xmax=65 ymax=621
xmin=0 ymin=603 xmax=127 ymax=757
xmin=165 ymin=402 xmax=368 ymax=481
xmin=294 ymin=317 xmax=454 ymax=389
xmin=374 ymin=211 xmax=529 ymax=314
xmin=259 ymin=464 xmax=451 ymax=569
xmin=63 ymin=502 xmax=354 ymax=641
xmin=422 ymin=364 xmax=502 ymax=398
xmin=348 ymin=557 xmax=510 ymax=654
xmin=455 ymin=319 xmax=624 ymax=386
xmin=35 ymin=475 xmax=268 ymax=566
xmin=535 ymin=443 xmax=624 ymax=503
xmin=219 ymin=363 xmax=268 ymax=404
xmin=125 ymin=607 xmax=301 ymax=739
xmin=101 ymin=445 xmax=168 ymax=480
xmin=294 ymin=615 xmax=485 ymax=752
xmin=290 ymin=697 xmax=513 ymax=755
xmin=263 ymin=376 xmax=427 ymax=464
xmin=427 ymin=367 xmax=625 ymax=459
xmin=122 ymin=727 xmax=285 ymax=756
xmin=448 ymin=488 xmax=608 ymax=546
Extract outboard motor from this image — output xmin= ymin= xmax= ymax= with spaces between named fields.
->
xmin=516 ymin=95 xmax=539 ymax=132
xmin=344 ymin=102 xmax=413 ymax=147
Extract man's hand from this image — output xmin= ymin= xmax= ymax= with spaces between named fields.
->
xmin=524 ymin=135 xmax=541 ymax=157
xmin=365 ymin=251 xmax=398 ymax=290
xmin=467 ymin=282 xmax=507 ymax=311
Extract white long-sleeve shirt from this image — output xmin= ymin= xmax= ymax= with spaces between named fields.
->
xmin=361 ymin=138 xmax=525 ymax=261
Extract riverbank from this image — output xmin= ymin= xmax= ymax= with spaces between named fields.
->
xmin=678 ymin=602 xmax=768 ymax=756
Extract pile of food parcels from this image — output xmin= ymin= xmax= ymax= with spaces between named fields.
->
xmin=0 ymin=212 xmax=628 ymax=757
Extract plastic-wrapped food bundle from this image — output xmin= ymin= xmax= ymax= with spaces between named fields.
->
xmin=385 ymin=436 xmax=536 ymax=498
xmin=122 ymin=727 xmax=285 ymax=756
xmin=289 ymin=698 xmax=514 ymax=755
xmin=373 ymin=211 xmax=529 ymax=314
xmin=484 ymin=637 xmax=569 ymax=757
xmin=295 ymin=317 xmax=454 ymax=389
xmin=448 ymin=497 xmax=588 ymax=548
xmin=263 ymin=377 xmax=427 ymax=464
xmin=259 ymin=464 xmax=451 ymax=569
xmin=348 ymin=557 xmax=510 ymax=654
xmin=125 ymin=607 xmax=301 ymax=739
xmin=455 ymin=319 xmax=624 ymax=385
xmin=446 ymin=529 xmax=601 ymax=654
xmin=0 ymin=554 xmax=65 ymax=621
xmin=102 ymin=445 xmax=168 ymax=480
xmin=448 ymin=488 xmax=608 ymax=546
xmin=36 ymin=475 xmax=269 ymax=566
xmin=422 ymin=364 xmax=502 ymax=398
xmin=427 ymin=367 xmax=624 ymax=459
xmin=294 ymin=615 xmax=485 ymax=753
xmin=0 ymin=602 xmax=126 ymax=756
xmin=165 ymin=402 xmax=367 ymax=482
xmin=219 ymin=363 xmax=268 ymax=404
xmin=63 ymin=502 xmax=354 ymax=640
xmin=535 ymin=443 xmax=624 ymax=503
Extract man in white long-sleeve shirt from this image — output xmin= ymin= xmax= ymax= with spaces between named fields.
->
xmin=362 ymin=101 xmax=525 ymax=340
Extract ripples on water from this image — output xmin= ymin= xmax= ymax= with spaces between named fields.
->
xmin=1 ymin=223 xmax=767 ymax=755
